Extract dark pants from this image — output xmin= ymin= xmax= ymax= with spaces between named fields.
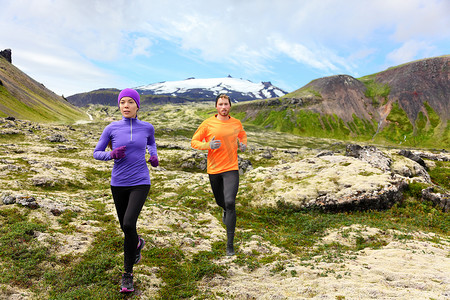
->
xmin=111 ymin=184 xmax=150 ymax=273
xmin=208 ymin=170 xmax=239 ymax=246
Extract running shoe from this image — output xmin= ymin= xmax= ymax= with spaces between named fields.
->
xmin=135 ymin=236 xmax=145 ymax=264
xmin=120 ymin=272 xmax=134 ymax=293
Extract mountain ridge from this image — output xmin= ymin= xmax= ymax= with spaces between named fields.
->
xmin=66 ymin=76 xmax=288 ymax=106
xmin=136 ymin=76 xmax=287 ymax=100
xmin=233 ymin=55 xmax=449 ymax=148
xmin=1 ymin=47 xmax=448 ymax=147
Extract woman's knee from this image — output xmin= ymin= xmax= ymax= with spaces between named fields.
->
xmin=121 ymin=221 xmax=137 ymax=234
xmin=224 ymin=201 xmax=235 ymax=211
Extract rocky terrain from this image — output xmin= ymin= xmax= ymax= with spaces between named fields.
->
xmin=0 ymin=103 xmax=449 ymax=299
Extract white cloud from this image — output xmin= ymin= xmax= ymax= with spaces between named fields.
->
xmin=348 ymin=48 xmax=377 ymax=62
xmin=387 ymin=0 xmax=450 ymax=41
xmin=131 ymin=37 xmax=153 ymax=57
xmin=386 ymin=40 xmax=436 ymax=65
xmin=270 ymin=37 xmax=338 ymax=72
xmin=0 ymin=0 xmax=449 ymax=95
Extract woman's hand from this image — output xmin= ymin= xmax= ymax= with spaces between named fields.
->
xmin=148 ymin=155 xmax=159 ymax=167
xmin=110 ymin=146 xmax=126 ymax=159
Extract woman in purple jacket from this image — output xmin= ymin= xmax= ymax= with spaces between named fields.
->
xmin=93 ymin=88 xmax=158 ymax=293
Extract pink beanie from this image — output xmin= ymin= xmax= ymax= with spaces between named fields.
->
xmin=118 ymin=88 xmax=140 ymax=108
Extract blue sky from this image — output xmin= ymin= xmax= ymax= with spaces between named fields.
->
xmin=1 ymin=0 xmax=449 ymax=96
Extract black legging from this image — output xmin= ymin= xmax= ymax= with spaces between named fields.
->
xmin=208 ymin=170 xmax=239 ymax=246
xmin=111 ymin=185 xmax=150 ymax=273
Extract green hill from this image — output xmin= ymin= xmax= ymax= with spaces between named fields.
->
xmin=232 ymin=56 xmax=449 ymax=149
xmin=0 ymin=52 xmax=88 ymax=124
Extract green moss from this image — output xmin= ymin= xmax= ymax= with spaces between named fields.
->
xmin=84 ymin=167 xmax=111 ymax=190
xmin=0 ymin=132 xmax=26 ymax=142
xmin=144 ymin=245 xmax=226 ymax=299
xmin=428 ymin=161 xmax=450 ymax=190
xmin=46 ymin=226 xmax=123 ymax=299
xmin=355 ymin=234 xmax=388 ymax=250
xmin=404 ymin=182 xmax=429 ymax=199
xmin=321 ymin=115 xmax=333 ymax=131
xmin=283 ymin=86 xmax=323 ymax=100
xmin=244 ymin=106 xmax=360 ymax=141
xmin=232 ymin=94 xmax=447 ymax=148
xmin=346 ymin=114 xmax=376 ymax=138
xmin=57 ymin=210 xmax=79 ymax=234
xmin=0 ymin=89 xmax=87 ymax=123
xmin=377 ymin=101 xmax=448 ymax=148
xmin=381 ymin=101 xmax=414 ymax=144
xmin=0 ymin=65 xmax=88 ymax=124
xmin=358 ymin=171 xmax=376 ymax=176
xmin=236 ymin=192 xmax=450 ymax=260
xmin=232 ymin=111 xmax=246 ymax=120
xmin=415 ymin=111 xmax=427 ymax=131
xmin=0 ymin=208 xmax=52 ymax=288
xmin=443 ymin=122 xmax=450 ymax=148
xmin=424 ymin=102 xmax=440 ymax=128
xmin=360 ymin=78 xmax=390 ymax=107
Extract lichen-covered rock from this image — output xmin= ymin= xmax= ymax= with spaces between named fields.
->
xmin=310 ymin=181 xmax=407 ymax=211
xmin=421 ymin=187 xmax=450 ymax=212
xmin=31 ymin=176 xmax=58 ymax=187
xmin=47 ymin=134 xmax=67 ymax=142
xmin=1 ymin=193 xmax=16 ymax=205
xmin=246 ymin=154 xmax=405 ymax=210
xmin=398 ymin=149 xmax=427 ymax=169
xmin=345 ymin=144 xmax=392 ymax=172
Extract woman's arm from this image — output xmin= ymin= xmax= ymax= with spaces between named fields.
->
xmin=93 ymin=127 xmax=113 ymax=161
xmin=146 ymin=125 xmax=157 ymax=156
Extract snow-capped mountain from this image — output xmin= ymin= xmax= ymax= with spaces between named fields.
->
xmin=135 ymin=76 xmax=287 ymax=101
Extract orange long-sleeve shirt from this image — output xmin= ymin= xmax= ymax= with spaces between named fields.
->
xmin=191 ymin=115 xmax=247 ymax=174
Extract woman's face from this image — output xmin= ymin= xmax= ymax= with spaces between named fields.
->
xmin=119 ymin=97 xmax=138 ymax=118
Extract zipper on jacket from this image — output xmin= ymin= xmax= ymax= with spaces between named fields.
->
xmin=130 ymin=118 xmax=133 ymax=141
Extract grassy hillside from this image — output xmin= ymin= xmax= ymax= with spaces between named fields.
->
xmin=373 ymin=101 xmax=449 ymax=148
xmin=232 ymin=101 xmax=448 ymax=149
xmin=0 ymin=57 xmax=88 ymax=124
xmin=232 ymin=67 xmax=449 ymax=149
xmin=253 ymin=56 xmax=449 ymax=149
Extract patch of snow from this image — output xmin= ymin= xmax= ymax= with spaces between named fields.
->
xmin=136 ymin=77 xmax=286 ymax=99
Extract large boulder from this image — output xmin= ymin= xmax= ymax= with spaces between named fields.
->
xmin=0 ymin=49 xmax=12 ymax=63
xmin=245 ymin=154 xmax=407 ymax=211
xmin=309 ymin=181 xmax=407 ymax=211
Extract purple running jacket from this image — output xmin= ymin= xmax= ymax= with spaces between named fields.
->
xmin=93 ymin=117 xmax=157 ymax=186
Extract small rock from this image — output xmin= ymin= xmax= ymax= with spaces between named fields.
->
xmin=421 ymin=187 xmax=450 ymax=212
xmin=260 ymin=150 xmax=273 ymax=159
xmin=16 ymin=196 xmax=39 ymax=209
xmin=31 ymin=176 xmax=57 ymax=187
xmin=47 ymin=134 xmax=67 ymax=142
xmin=2 ymin=194 xmax=16 ymax=205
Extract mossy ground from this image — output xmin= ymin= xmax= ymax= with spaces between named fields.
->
xmin=0 ymin=103 xmax=448 ymax=299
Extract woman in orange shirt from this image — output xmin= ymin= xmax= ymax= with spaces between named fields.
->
xmin=191 ymin=94 xmax=247 ymax=256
